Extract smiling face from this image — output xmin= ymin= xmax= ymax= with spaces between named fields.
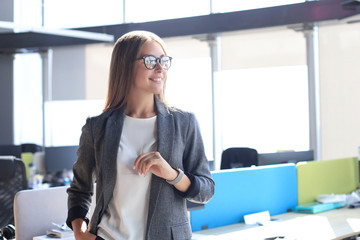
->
xmin=131 ymin=40 xmax=167 ymax=99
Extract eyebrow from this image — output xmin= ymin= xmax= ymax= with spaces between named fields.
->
xmin=141 ymin=54 xmax=166 ymax=57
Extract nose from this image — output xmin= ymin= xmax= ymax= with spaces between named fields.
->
xmin=154 ymin=59 xmax=163 ymax=71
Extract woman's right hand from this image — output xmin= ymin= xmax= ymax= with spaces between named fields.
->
xmin=71 ymin=218 xmax=97 ymax=240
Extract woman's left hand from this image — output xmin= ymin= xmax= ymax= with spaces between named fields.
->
xmin=134 ymin=151 xmax=191 ymax=192
xmin=133 ymin=151 xmax=177 ymax=181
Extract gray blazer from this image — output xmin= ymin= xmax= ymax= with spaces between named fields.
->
xmin=67 ymin=99 xmax=215 ymax=240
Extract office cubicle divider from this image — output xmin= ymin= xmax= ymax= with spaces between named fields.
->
xmin=297 ymin=157 xmax=359 ymax=205
xmin=190 ymin=164 xmax=298 ymax=231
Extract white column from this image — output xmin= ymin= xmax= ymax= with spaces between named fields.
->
xmin=208 ymin=33 xmax=222 ymax=170
xmin=304 ymin=23 xmax=321 ymax=160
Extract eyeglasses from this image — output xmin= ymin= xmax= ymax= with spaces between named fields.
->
xmin=137 ymin=55 xmax=172 ymax=70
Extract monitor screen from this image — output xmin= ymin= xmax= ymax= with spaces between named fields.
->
xmin=45 ymin=145 xmax=78 ymax=173
xmin=258 ymin=150 xmax=314 ymax=166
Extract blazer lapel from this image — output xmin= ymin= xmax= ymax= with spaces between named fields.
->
xmin=102 ymin=107 xmax=125 ymax=207
xmin=156 ymin=100 xmax=175 ymax=166
xmin=146 ymin=99 xmax=175 ymax=231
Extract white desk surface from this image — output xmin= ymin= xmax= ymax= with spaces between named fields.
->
xmin=192 ymin=207 xmax=360 ymax=240
xmin=33 ymin=207 xmax=360 ymax=240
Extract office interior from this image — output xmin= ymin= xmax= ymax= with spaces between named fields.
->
xmin=1 ymin=0 xmax=360 ymax=239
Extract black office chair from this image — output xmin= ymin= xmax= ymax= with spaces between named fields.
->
xmin=0 ymin=157 xmax=27 ymax=228
xmin=220 ymin=147 xmax=258 ymax=169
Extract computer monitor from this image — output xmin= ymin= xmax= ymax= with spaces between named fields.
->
xmin=257 ymin=150 xmax=314 ymax=166
xmin=44 ymin=145 xmax=78 ymax=173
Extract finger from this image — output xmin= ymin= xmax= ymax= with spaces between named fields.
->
xmin=136 ymin=152 xmax=153 ymax=175
xmin=133 ymin=152 xmax=151 ymax=170
xmin=133 ymin=153 xmax=144 ymax=170
xmin=140 ymin=154 xmax=155 ymax=176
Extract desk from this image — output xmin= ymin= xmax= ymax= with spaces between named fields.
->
xmin=192 ymin=207 xmax=360 ymax=240
xmin=34 ymin=236 xmax=74 ymax=240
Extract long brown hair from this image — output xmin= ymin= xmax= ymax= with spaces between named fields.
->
xmin=103 ymin=31 xmax=169 ymax=112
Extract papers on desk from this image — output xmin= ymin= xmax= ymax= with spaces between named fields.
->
xmin=46 ymin=228 xmax=74 ymax=238
xmin=35 ymin=222 xmax=74 ymax=239
xmin=295 ymin=201 xmax=344 ymax=214
xmin=316 ymin=193 xmax=347 ymax=203
xmin=244 ymin=211 xmax=271 ymax=225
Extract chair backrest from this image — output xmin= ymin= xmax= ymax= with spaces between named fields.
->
xmin=0 ymin=146 xmax=22 ymax=159
xmin=14 ymin=186 xmax=68 ymax=240
xmin=220 ymin=147 xmax=258 ymax=169
xmin=0 ymin=156 xmax=27 ymax=227
xmin=14 ymin=185 xmax=96 ymax=240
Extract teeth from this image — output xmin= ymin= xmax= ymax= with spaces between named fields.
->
xmin=152 ymin=78 xmax=162 ymax=82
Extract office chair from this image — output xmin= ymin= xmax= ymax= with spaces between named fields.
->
xmin=0 ymin=156 xmax=27 ymax=228
xmin=220 ymin=147 xmax=258 ymax=169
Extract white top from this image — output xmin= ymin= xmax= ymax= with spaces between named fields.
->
xmin=97 ymin=115 xmax=157 ymax=240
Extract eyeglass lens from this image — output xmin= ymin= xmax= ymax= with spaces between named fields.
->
xmin=143 ymin=55 xmax=172 ymax=70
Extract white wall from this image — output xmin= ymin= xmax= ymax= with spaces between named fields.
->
xmin=319 ymin=22 xmax=360 ymax=160
xmin=221 ymin=27 xmax=306 ymax=69
xmin=52 ymin=46 xmax=86 ymax=100
xmin=85 ymin=43 xmax=113 ymax=100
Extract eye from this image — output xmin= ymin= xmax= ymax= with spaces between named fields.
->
xmin=144 ymin=56 xmax=157 ymax=68
xmin=160 ymin=56 xmax=172 ymax=70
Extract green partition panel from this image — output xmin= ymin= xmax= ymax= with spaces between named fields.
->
xmin=297 ymin=157 xmax=359 ymax=205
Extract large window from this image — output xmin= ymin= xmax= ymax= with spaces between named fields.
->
xmin=13 ymin=53 xmax=43 ymax=145
xmin=217 ymin=28 xmax=309 ymax=154
xmin=216 ymin=66 xmax=309 ymax=153
xmin=44 ymin=100 xmax=104 ymax=146
xmin=43 ymin=0 xmax=123 ymax=28
xmin=164 ymin=36 xmax=214 ymax=159
xmin=166 ymin=57 xmax=213 ymax=159
xmin=125 ymin=0 xmax=210 ymax=23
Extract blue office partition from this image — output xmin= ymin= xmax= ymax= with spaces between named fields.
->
xmin=190 ymin=164 xmax=298 ymax=231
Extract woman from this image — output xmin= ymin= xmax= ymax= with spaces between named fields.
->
xmin=66 ymin=30 xmax=214 ymax=240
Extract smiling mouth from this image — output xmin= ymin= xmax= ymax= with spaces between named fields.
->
xmin=150 ymin=78 xmax=162 ymax=82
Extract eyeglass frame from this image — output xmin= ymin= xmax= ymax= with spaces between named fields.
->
xmin=136 ymin=55 xmax=173 ymax=70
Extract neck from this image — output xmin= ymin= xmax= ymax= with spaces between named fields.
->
xmin=125 ymin=94 xmax=156 ymax=118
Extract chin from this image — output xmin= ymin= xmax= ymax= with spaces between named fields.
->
xmin=151 ymin=87 xmax=163 ymax=95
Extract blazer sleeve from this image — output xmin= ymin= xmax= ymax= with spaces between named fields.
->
xmin=66 ymin=117 xmax=96 ymax=229
xmin=180 ymin=113 xmax=215 ymax=203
